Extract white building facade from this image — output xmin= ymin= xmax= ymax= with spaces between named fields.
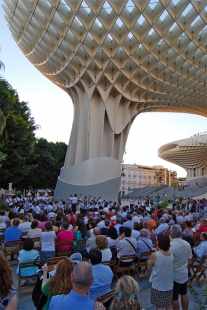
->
xmin=120 ymin=164 xmax=177 ymax=195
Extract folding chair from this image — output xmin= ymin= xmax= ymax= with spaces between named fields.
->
xmin=114 ymin=255 xmax=135 ymax=280
xmin=3 ymin=239 xmax=21 ymax=264
xmin=21 ymin=231 xmax=28 ymax=238
xmin=189 ymin=255 xmax=207 ymax=287
xmin=102 ymin=260 xmax=116 ymax=272
xmin=135 ymin=250 xmax=155 ymax=281
xmin=0 ymin=229 xmax=5 ymax=246
xmin=73 ymin=238 xmax=87 ymax=253
xmin=18 ymin=260 xmax=41 ymax=297
xmin=47 ymin=256 xmax=67 ymax=272
xmin=110 ymin=245 xmax=117 ymax=260
xmin=55 ymin=240 xmax=73 ymax=257
xmin=97 ymin=289 xmax=115 ymax=310
xmin=149 ymin=237 xmax=157 ymax=247
xmin=191 ymin=234 xmax=201 ymax=247
xmin=32 ymin=237 xmax=41 ymax=251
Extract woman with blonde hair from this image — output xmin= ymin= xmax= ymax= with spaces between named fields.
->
xmin=96 ymin=235 xmax=112 ymax=262
xmin=41 ymin=257 xmax=74 ymax=310
xmin=0 ymin=253 xmax=17 ymax=310
xmin=110 ymin=276 xmax=142 ymax=310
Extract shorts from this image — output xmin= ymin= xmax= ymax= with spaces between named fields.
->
xmin=173 ymin=281 xmax=188 ymax=300
xmin=151 ymin=287 xmax=173 ymax=308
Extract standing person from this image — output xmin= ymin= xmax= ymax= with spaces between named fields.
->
xmin=40 ymin=221 xmax=56 ymax=265
xmin=170 ymin=225 xmax=192 ymax=310
xmin=71 ymin=194 xmax=78 ymax=215
xmin=148 ymin=234 xmax=174 ymax=310
xmin=0 ymin=253 xmax=17 ymax=310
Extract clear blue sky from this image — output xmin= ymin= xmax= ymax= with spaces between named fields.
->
xmin=1 ymin=1 xmax=206 ymax=177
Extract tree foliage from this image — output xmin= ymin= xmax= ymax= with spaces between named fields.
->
xmin=0 ymin=77 xmax=67 ymax=191
xmin=30 ymin=138 xmax=67 ymax=189
xmin=0 ymin=78 xmax=37 ymax=189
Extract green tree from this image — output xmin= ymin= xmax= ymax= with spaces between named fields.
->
xmin=0 ymin=78 xmax=38 ymax=190
xmin=30 ymin=138 xmax=67 ymax=189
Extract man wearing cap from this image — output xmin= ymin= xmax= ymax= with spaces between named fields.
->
xmin=110 ymin=215 xmax=116 ymax=227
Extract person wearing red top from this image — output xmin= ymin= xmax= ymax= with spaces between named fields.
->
xmin=67 ymin=210 xmax=75 ymax=224
xmin=108 ymin=208 xmax=115 ymax=218
xmin=56 ymin=222 xmax=74 ymax=251
xmin=197 ymin=219 xmax=207 ymax=234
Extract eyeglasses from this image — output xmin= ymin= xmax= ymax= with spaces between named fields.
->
xmin=117 ymin=292 xmax=136 ymax=300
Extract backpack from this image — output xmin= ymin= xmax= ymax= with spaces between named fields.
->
xmin=32 ymin=270 xmax=48 ymax=310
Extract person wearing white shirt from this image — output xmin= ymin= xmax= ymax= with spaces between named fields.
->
xmin=103 ymin=207 xmax=108 ymax=213
xmin=71 ymin=194 xmax=78 ymax=214
xmin=19 ymin=215 xmax=31 ymax=235
xmin=170 ymin=225 xmax=192 ymax=310
xmin=155 ymin=218 xmax=169 ymax=234
xmin=132 ymin=211 xmax=143 ymax=224
xmin=47 ymin=211 xmax=56 ymax=220
xmin=34 ymin=205 xmax=40 ymax=214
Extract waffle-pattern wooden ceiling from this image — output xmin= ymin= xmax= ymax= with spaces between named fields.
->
xmin=158 ymin=133 xmax=207 ymax=169
xmin=3 ymin=0 xmax=207 ymax=116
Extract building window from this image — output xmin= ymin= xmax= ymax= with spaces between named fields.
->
xmin=193 ymin=168 xmax=196 ymax=177
xmin=202 ymin=168 xmax=204 ymax=175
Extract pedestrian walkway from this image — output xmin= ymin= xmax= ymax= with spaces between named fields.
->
xmin=9 ymin=262 xmax=204 ymax=310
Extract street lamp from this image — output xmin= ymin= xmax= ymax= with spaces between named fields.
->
xmin=154 ymin=171 xmax=162 ymax=204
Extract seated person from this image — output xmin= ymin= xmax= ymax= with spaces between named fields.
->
xmin=100 ymin=219 xmax=110 ymax=236
xmin=49 ymin=262 xmax=103 ymax=310
xmin=136 ymin=229 xmax=153 ymax=261
xmin=116 ymin=227 xmax=137 ymax=266
xmin=194 ymin=232 xmax=207 ymax=262
xmin=89 ymin=248 xmax=113 ymax=305
xmin=107 ymin=227 xmax=119 ymax=247
xmin=96 ymin=235 xmax=112 ymax=262
xmin=154 ymin=217 xmax=168 ymax=234
xmin=19 ymin=215 xmax=31 ymax=237
xmin=56 ymin=222 xmax=74 ymax=251
xmin=0 ymin=215 xmax=6 ymax=230
xmin=17 ymin=238 xmax=39 ymax=276
xmin=3 ymin=219 xmax=22 ymax=255
xmin=131 ymin=223 xmax=141 ymax=241
xmin=182 ymin=221 xmax=193 ymax=237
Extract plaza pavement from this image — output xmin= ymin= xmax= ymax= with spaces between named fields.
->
xmin=7 ymin=260 xmax=205 ymax=310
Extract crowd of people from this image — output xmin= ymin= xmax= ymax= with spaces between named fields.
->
xmin=0 ymin=194 xmax=207 ymax=310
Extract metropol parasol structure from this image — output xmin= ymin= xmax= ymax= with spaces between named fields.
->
xmin=3 ymin=0 xmax=207 ymax=200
